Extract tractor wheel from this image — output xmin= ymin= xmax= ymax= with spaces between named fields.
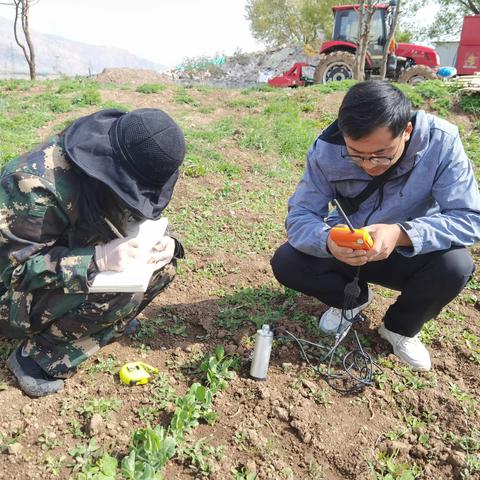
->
xmin=314 ymin=51 xmax=356 ymax=84
xmin=398 ymin=65 xmax=436 ymax=85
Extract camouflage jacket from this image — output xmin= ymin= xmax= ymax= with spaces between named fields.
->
xmin=0 ymin=136 xmax=111 ymax=296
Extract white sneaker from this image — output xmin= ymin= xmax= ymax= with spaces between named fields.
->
xmin=378 ymin=324 xmax=431 ymax=372
xmin=318 ymin=289 xmax=373 ymax=335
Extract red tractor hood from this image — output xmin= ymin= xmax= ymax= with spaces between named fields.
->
xmin=395 ymin=43 xmax=440 ymax=68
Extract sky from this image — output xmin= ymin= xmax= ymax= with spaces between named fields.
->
xmin=0 ymin=0 xmax=264 ymax=67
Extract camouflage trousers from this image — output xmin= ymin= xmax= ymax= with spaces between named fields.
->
xmin=0 ymin=263 xmax=176 ymax=378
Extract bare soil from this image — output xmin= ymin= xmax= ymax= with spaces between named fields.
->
xmin=0 ymin=80 xmax=479 ymax=480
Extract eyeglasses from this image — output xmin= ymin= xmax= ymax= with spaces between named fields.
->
xmin=341 ymin=136 xmax=404 ymax=167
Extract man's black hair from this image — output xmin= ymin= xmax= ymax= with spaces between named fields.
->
xmin=338 ymin=81 xmax=412 ymax=140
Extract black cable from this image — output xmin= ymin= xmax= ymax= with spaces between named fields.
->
xmin=276 ymin=268 xmax=381 ymax=394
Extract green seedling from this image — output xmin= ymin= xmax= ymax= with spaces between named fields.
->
xmin=466 ymin=276 xmax=480 ymax=290
xmin=77 ymin=452 xmax=117 ymax=480
xmin=385 ymin=427 xmax=409 ymax=441
xmin=121 ymin=425 xmax=176 ymax=478
xmin=135 ymin=373 xmax=176 ymax=422
xmin=84 ymin=354 xmax=120 ymax=375
xmin=368 ymin=449 xmax=423 ymax=479
xmin=44 ymin=454 xmax=66 ymax=477
xmin=199 ymin=346 xmax=236 ymax=393
xmin=77 ymin=398 xmax=122 ymax=419
xmin=419 ymin=320 xmax=439 ymax=345
xmin=67 ymin=418 xmax=85 ymax=439
xmin=307 ymin=459 xmax=326 ymax=480
xmin=446 ymin=428 xmax=480 ymax=454
xmin=133 ymin=316 xmax=165 ymax=342
xmin=439 ymin=308 xmax=465 ymax=322
xmin=179 ymin=437 xmax=224 ymax=477
xmin=231 ymin=466 xmax=258 ymax=480
xmin=233 ymin=430 xmax=248 ymax=449
xmin=121 ymin=347 xmax=235 ymax=478
xmin=37 ymin=429 xmax=61 ymax=451
xmin=163 ymin=316 xmax=188 ymax=337
xmin=448 ymin=383 xmax=478 ymax=416
xmin=0 ymin=432 xmax=22 ymax=454
xmin=376 ymin=287 xmax=396 ymax=298
xmin=69 ymin=438 xmax=102 ymax=473
xmin=306 ymin=385 xmax=333 ymax=408
xmin=464 ymin=453 xmax=480 ymax=478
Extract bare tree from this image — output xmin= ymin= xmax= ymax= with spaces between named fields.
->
xmin=353 ymin=0 xmax=376 ymax=80
xmin=380 ymin=0 xmax=401 ymax=80
xmin=0 ymin=0 xmax=39 ymax=80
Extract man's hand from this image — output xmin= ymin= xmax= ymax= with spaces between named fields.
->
xmin=364 ymin=223 xmax=412 ymax=262
xmin=327 ymin=231 xmax=368 ymax=266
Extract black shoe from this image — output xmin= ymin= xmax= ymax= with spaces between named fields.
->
xmin=7 ymin=345 xmax=64 ymax=397
xmin=123 ymin=318 xmax=140 ymax=336
xmin=112 ymin=317 xmax=140 ymax=340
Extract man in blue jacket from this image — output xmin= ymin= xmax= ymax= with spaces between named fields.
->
xmin=271 ymin=81 xmax=480 ymax=371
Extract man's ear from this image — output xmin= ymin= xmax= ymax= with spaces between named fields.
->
xmin=404 ymin=121 xmax=413 ymax=140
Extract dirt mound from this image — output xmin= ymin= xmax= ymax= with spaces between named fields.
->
xmin=94 ymin=67 xmax=174 ymax=85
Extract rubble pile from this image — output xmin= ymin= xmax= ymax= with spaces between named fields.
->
xmin=170 ymin=46 xmax=320 ymax=87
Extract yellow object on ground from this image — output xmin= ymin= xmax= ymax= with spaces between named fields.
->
xmin=119 ymin=361 xmax=158 ymax=386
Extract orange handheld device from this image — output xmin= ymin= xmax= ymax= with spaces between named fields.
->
xmin=330 ymin=199 xmax=374 ymax=250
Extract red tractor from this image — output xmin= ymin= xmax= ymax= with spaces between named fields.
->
xmin=314 ymin=2 xmax=439 ymax=84
xmin=269 ymin=1 xmax=440 ymax=86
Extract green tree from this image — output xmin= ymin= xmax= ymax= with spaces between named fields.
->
xmin=396 ymin=29 xmax=413 ymax=42
xmin=402 ymin=0 xmax=479 ymax=40
xmin=245 ymin=0 xmax=348 ymax=48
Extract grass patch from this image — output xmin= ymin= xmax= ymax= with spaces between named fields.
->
xmin=459 ymin=93 xmax=480 ymax=117
xmin=226 ymin=98 xmax=259 ymax=109
xmin=55 ymin=77 xmax=99 ymax=93
xmin=238 ymin=112 xmax=321 ymax=161
xmin=216 ymin=286 xmax=305 ymax=332
xmin=136 ymin=83 xmax=167 ymax=94
xmin=101 ymin=101 xmax=131 ymax=111
xmin=72 ymin=88 xmax=102 ymax=106
xmin=310 ymin=79 xmax=356 ymax=93
xmin=395 ymin=79 xmax=462 ymax=116
xmin=174 ymin=88 xmax=198 ymax=106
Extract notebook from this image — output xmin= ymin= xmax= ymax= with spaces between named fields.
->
xmin=89 ymin=217 xmax=169 ymax=293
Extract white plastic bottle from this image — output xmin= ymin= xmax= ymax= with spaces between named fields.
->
xmin=250 ymin=324 xmax=273 ymax=380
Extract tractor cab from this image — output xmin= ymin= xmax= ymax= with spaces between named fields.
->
xmin=332 ymin=5 xmax=388 ymax=61
xmin=314 ymin=3 xmax=439 ymax=84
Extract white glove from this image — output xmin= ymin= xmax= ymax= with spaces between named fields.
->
xmin=148 ymin=236 xmax=176 ymax=269
xmin=94 ymin=237 xmax=143 ymax=272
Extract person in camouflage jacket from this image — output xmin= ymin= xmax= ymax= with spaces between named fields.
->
xmin=0 ymin=108 xmax=185 ymax=397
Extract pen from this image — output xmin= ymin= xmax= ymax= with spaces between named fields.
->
xmin=104 ymin=217 xmax=125 ymax=239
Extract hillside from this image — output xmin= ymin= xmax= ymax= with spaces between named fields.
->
xmin=0 ymin=78 xmax=479 ymax=479
xmin=0 ymin=16 xmax=166 ymax=77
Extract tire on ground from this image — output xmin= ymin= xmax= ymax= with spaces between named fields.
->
xmin=314 ymin=51 xmax=356 ymax=84
xmin=398 ymin=65 xmax=436 ymax=84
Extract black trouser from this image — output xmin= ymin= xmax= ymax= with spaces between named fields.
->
xmin=271 ymin=243 xmax=475 ymax=337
